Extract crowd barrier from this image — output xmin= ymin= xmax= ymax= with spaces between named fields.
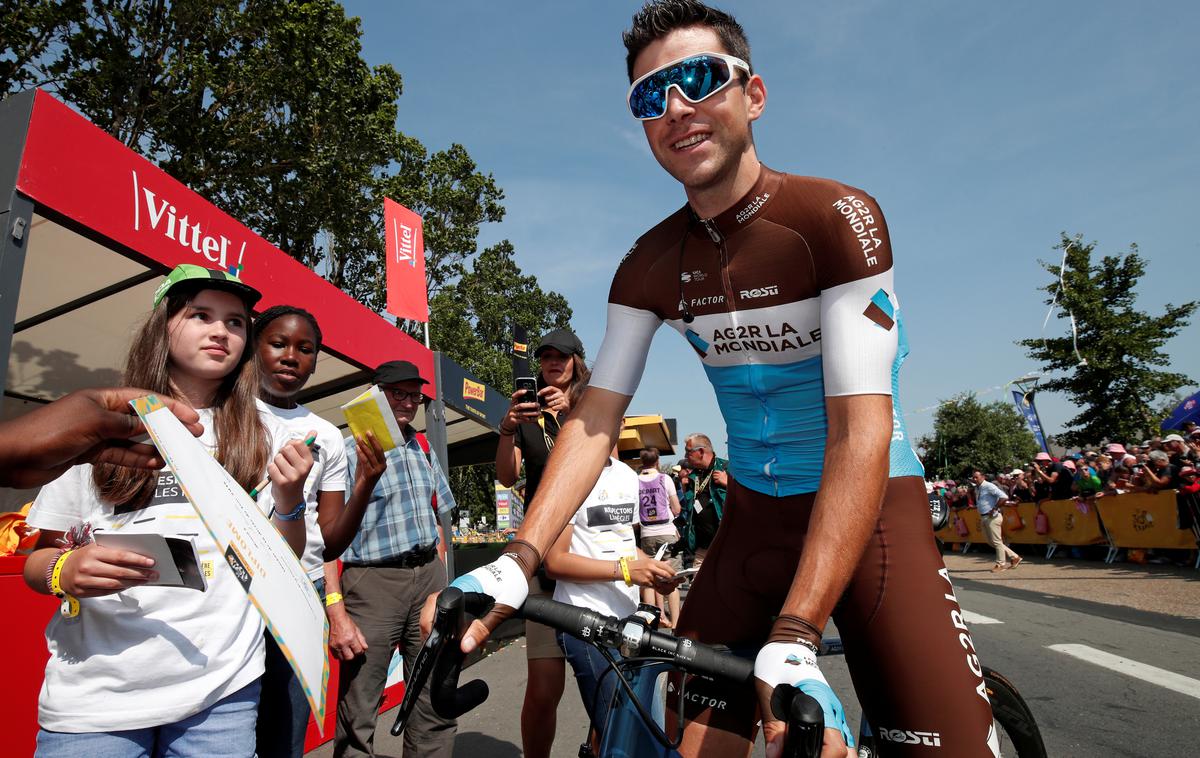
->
xmin=936 ymin=490 xmax=1198 ymax=564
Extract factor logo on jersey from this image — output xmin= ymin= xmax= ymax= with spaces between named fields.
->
xmin=863 ymin=288 xmax=895 ymax=331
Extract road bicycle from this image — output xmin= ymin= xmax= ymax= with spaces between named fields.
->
xmin=394 ymin=586 xmax=1045 ymax=757
xmin=393 ymin=587 xmax=826 ymax=757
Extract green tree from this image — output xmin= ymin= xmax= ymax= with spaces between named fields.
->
xmin=1019 ymin=234 xmax=1196 ymax=447
xmin=430 ymin=241 xmax=575 ymax=529
xmin=4 ymin=0 xmax=506 ymax=308
xmin=917 ymin=393 xmax=1040 ymax=479
xmin=5 ymin=0 xmax=571 ymax=519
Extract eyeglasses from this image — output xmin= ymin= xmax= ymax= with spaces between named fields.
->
xmin=385 ymin=388 xmax=425 ymax=404
xmin=627 ymin=52 xmax=751 ymax=121
xmin=685 ymin=446 xmax=708 ymax=455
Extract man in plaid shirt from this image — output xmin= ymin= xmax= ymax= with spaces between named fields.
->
xmin=327 ymin=360 xmax=457 ymax=758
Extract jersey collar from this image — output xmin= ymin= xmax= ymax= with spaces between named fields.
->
xmin=688 ymin=164 xmax=782 ymax=239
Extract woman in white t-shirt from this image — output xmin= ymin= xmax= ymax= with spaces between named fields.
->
xmin=543 ymin=454 xmax=679 ymax=735
xmin=22 ymin=266 xmax=314 ymax=758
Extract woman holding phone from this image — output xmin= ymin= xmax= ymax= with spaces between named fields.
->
xmin=494 ymin=328 xmax=589 ymax=758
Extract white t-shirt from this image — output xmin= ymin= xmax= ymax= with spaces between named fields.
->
xmin=553 ymin=459 xmax=640 ymax=618
xmin=637 ymin=470 xmax=679 ymax=539
xmin=259 ymin=402 xmax=348 ymax=579
xmin=27 ymin=407 xmax=290 ymax=732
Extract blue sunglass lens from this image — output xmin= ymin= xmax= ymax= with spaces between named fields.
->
xmin=630 ymin=56 xmax=732 ymax=119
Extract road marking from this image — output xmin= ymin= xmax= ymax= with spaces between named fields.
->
xmin=1048 ymin=644 xmax=1200 ymax=700
xmin=962 ymin=610 xmax=1003 ymax=625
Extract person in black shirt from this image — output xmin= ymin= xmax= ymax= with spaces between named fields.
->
xmin=493 ymin=328 xmax=589 ymax=758
xmin=1031 ymin=452 xmax=1074 ymax=500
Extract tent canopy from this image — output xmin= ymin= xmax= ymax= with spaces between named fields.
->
xmin=0 ymin=90 xmax=503 ymax=510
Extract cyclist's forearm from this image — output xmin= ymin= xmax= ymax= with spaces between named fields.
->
xmin=778 ymin=394 xmax=891 ymax=630
xmin=514 ymin=387 xmax=630 ymax=562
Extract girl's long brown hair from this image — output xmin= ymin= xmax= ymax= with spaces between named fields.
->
xmin=93 ymin=286 xmax=269 ymax=509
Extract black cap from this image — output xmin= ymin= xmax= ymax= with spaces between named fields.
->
xmin=534 ymin=328 xmax=584 ymax=358
xmin=373 ymin=360 xmax=429 ymax=386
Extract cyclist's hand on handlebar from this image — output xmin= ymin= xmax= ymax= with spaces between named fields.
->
xmin=420 ymin=553 xmax=530 ymax=653
xmin=755 ymin=642 xmax=854 ymax=758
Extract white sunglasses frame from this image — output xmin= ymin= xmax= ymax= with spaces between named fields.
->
xmin=626 ymin=51 xmax=752 ymax=121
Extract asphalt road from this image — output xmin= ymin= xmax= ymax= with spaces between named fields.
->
xmin=317 ymin=566 xmax=1200 ymax=757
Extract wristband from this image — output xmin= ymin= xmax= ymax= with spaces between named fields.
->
xmin=619 ymin=556 xmax=633 ymax=587
xmin=499 ymin=423 xmax=516 ymax=436
xmin=501 ymin=539 xmax=542 ymax=579
xmin=324 ymin=592 xmax=344 ymax=607
xmin=768 ymin=613 xmax=824 ymax=649
xmin=49 ymin=549 xmax=81 ymax=618
xmin=271 ymin=501 xmax=307 ymax=521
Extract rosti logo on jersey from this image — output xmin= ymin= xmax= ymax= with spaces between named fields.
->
xmin=877 ymin=728 xmax=942 ymax=747
xmin=832 ymin=195 xmax=884 ymax=266
xmin=739 ymin=285 xmax=779 ymax=300
xmin=709 ymin=322 xmax=820 ymax=356
xmin=735 ymin=192 xmax=771 ymax=224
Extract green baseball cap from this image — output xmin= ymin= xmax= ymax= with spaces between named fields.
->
xmin=153 ymin=264 xmax=262 ymax=309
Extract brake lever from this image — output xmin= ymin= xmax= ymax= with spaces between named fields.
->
xmin=770 ymin=684 xmax=825 ymax=758
xmin=389 ymin=587 xmax=492 ymax=736
xmin=429 ymin=587 xmax=490 ymax=719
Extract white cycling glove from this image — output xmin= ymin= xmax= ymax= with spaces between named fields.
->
xmin=449 ymin=552 xmax=529 ymax=612
xmin=754 ymin=641 xmax=855 ymax=747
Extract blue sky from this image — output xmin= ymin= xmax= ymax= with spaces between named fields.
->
xmin=345 ymin=0 xmax=1200 ymax=459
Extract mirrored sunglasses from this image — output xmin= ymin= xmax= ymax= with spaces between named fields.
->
xmin=627 ymin=52 xmax=751 ymax=121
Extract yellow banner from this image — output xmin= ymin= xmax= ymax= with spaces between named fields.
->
xmin=1038 ymin=499 xmax=1106 ymax=545
xmin=1006 ymin=503 xmax=1051 ymax=545
xmin=936 ymin=508 xmax=989 ymax=544
xmin=1097 ymin=492 xmax=1197 ymax=549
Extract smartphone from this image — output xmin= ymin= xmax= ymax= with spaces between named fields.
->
xmin=514 ymin=376 xmax=541 ymax=406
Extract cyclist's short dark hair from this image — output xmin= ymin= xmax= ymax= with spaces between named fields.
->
xmin=623 ymin=0 xmax=752 ymax=82
xmin=640 ymin=447 xmax=661 ymax=469
xmin=253 ymin=305 xmax=323 ymax=351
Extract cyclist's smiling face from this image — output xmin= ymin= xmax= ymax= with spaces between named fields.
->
xmin=631 ymin=26 xmax=764 ymax=199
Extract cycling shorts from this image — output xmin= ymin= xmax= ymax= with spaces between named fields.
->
xmin=672 ymin=476 xmax=998 ymax=756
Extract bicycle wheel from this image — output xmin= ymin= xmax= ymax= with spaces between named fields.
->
xmin=982 ymin=667 xmax=1046 ymax=758
xmin=854 ymin=668 xmax=1045 ymax=758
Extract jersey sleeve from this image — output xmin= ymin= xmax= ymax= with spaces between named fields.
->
xmin=26 ymin=464 xmax=91 ymax=532
xmin=816 ymin=189 xmax=900 ymax=397
xmin=589 ymin=303 xmax=662 ymax=397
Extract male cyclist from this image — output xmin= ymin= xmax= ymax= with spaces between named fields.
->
xmin=430 ymin=2 xmax=998 ymax=756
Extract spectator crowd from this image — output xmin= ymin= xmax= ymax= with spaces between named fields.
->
xmin=934 ymin=425 xmax=1200 ymax=507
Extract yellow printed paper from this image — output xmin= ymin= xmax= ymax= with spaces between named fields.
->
xmin=341 ymin=385 xmax=405 ymax=450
